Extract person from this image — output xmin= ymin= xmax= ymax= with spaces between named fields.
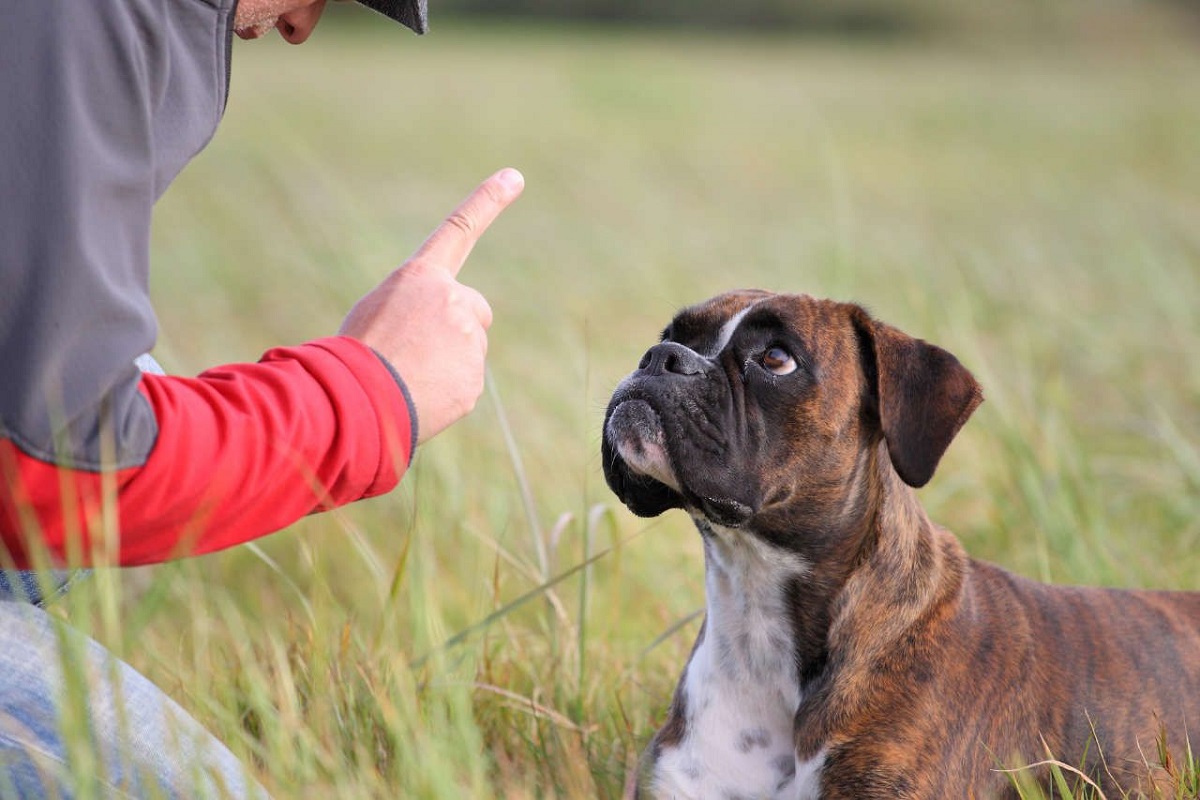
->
xmin=0 ymin=0 xmax=524 ymax=795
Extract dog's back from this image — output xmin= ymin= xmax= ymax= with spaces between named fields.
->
xmin=837 ymin=557 xmax=1200 ymax=796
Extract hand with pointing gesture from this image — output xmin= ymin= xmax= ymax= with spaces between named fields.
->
xmin=339 ymin=168 xmax=525 ymax=445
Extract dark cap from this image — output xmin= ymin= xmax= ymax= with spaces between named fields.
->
xmin=356 ymin=0 xmax=428 ymax=34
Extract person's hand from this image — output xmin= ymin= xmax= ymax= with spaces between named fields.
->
xmin=339 ymin=168 xmax=525 ymax=445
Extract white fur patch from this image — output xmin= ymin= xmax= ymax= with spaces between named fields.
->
xmin=794 ymin=748 xmax=827 ymax=800
xmin=649 ymin=523 xmax=825 ymax=799
xmin=704 ymin=304 xmax=758 ymax=359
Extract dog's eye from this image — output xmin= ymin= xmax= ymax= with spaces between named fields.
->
xmin=760 ymin=346 xmax=797 ymax=376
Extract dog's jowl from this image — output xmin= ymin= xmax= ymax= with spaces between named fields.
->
xmin=602 ymin=290 xmax=1200 ymax=799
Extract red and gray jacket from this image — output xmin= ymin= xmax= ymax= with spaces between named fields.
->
xmin=0 ymin=0 xmax=417 ymax=569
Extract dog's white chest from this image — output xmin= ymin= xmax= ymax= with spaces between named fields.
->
xmin=649 ymin=526 xmax=825 ymax=799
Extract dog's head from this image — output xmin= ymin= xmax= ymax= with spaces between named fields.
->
xmin=601 ymin=291 xmax=982 ymax=539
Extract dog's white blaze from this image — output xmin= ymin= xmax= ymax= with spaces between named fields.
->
xmin=704 ymin=304 xmax=758 ymax=359
xmin=651 ymin=523 xmax=823 ymax=799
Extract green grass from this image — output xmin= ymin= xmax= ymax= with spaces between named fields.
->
xmin=41 ymin=8 xmax=1200 ymax=797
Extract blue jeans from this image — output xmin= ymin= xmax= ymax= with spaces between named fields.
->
xmin=0 ymin=599 xmax=270 ymax=799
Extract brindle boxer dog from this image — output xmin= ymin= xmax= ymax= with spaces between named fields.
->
xmin=602 ymin=290 xmax=1200 ymax=799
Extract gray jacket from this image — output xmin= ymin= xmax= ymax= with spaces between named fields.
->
xmin=1 ymin=0 xmax=236 ymax=600
xmin=1 ymin=0 xmax=238 ymax=471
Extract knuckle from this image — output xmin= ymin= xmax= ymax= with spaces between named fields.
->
xmin=458 ymin=391 xmax=479 ymax=417
xmin=469 ymin=288 xmax=493 ymax=326
xmin=445 ymin=211 xmax=477 ymax=239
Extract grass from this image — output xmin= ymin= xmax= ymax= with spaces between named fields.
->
xmin=29 ymin=6 xmax=1200 ymax=797
xmin=1002 ymin=725 xmax=1200 ymax=799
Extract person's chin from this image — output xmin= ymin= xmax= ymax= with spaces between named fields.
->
xmin=235 ymin=19 xmax=278 ymax=39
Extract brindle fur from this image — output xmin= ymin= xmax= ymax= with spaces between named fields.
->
xmin=603 ymin=291 xmax=1200 ymax=799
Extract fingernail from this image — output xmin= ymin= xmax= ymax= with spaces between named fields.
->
xmin=497 ymin=168 xmax=525 ymax=195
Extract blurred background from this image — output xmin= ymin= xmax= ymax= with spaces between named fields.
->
xmin=60 ymin=1 xmax=1199 ymax=796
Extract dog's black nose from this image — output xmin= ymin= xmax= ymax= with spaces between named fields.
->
xmin=637 ymin=342 xmax=709 ymax=377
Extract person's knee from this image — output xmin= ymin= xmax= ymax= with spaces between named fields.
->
xmin=0 ymin=601 xmax=268 ymax=798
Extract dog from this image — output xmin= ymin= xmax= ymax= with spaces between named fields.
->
xmin=602 ymin=290 xmax=1200 ymax=799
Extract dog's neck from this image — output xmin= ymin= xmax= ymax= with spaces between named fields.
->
xmin=694 ymin=440 xmax=958 ymax=691
xmin=670 ymin=522 xmax=811 ymax=798
xmin=796 ymin=440 xmax=969 ymax=759
xmin=695 ymin=521 xmax=811 ymax=684
xmin=653 ymin=443 xmax=961 ymax=797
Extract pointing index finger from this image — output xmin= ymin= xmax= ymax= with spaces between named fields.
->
xmin=413 ymin=168 xmax=525 ymax=278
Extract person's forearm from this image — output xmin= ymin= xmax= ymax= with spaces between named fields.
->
xmin=0 ymin=337 xmax=415 ymax=567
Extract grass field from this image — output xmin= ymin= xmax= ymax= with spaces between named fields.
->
xmin=51 ymin=7 xmax=1200 ymax=798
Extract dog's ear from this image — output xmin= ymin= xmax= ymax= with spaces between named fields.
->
xmin=852 ymin=309 xmax=983 ymax=488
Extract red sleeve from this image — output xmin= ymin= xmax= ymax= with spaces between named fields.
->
xmin=0 ymin=336 xmax=415 ymax=567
